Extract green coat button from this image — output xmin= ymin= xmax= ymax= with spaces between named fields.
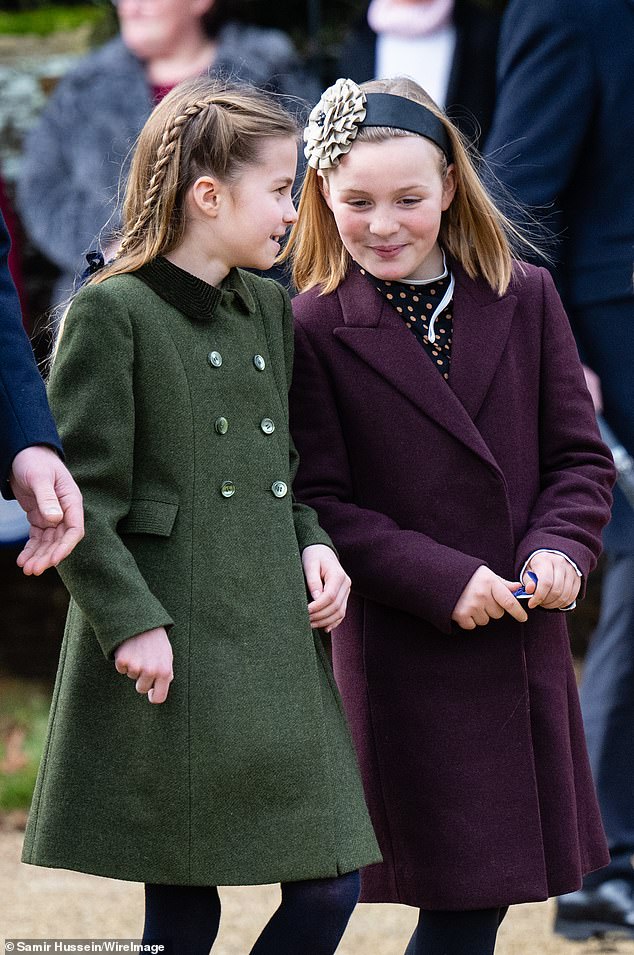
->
xmin=215 ymin=417 xmax=229 ymax=435
xmin=271 ymin=481 xmax=288 ymax=498
xmin=260 ymin=417 xmax=275 ymax=434
xmin=253 ymin=354 xmax=266 ymax=371
xmin=208 ymin=351 xmax=222 ymax=368
xmin=220 ymin=481 xmax=236 ymax=498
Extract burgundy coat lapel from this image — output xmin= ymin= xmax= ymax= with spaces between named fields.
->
xmin=449 ymin=261 xmax=517 ymax=421
xmin=334 ymin=265 xmax=516 ymax=473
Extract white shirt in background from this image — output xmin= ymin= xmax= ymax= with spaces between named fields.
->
xmin=375 ymin=25 xmax=457 ymax=107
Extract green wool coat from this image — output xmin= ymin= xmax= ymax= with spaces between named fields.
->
xmin=22 ymin=260 xmax=380 ymax=885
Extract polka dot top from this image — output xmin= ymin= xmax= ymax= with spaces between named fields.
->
xmin=358 ymin=265 xmax=454 ymax=381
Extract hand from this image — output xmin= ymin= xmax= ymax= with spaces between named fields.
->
xmin=582 ymin=364 xmax=603 ymax=413
xmin=10 ymin=445 xmax=85 ymax=576
xmin=114 ymin=627 xmax=173 ymax=704
xmin=451 ymin=565 xmax=528 ymax=630
xmin=523 ymin=552 xmax=581 ymax=610
xmin=302 ymin=544 xmax=351 ymax=633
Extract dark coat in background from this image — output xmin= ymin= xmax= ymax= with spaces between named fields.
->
xmin=290 ymin=261 xmax=615 ymax=909
xmin=0 ymin=211 xmax=62 ymax=497
xmin=484 ymin=0 xmax=634 ymax=552
xmin=336 ymin=0 xmax=502 ymax=147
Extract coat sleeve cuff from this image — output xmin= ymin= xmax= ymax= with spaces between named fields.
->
xmin=91 ymin=606 xmax=175 ymax=661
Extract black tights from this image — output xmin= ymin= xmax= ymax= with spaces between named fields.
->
xmin=404 ymin=906 xmax=508 ymax=955
xmin=142 ymin=869 xmax=360 ymax=955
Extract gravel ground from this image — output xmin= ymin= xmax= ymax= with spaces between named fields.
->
xmin=3 ymin=829 xmax=634 ymax=954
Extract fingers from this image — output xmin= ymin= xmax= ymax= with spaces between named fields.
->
xmin=45 ymin=523 xmax=86 ymax=569
xmin=494 ymin=580 xmax=529 ymax=624
xmin=113 ymin=629 xmax=173 ymax=703
xmin=526 ymin=555 xmax=581 ymax=610
xmin=308 ymin=574 xmax=351 ymax=632
xmin=451 ymin=567 xmax=528 ymax=630
xmin=16 ymin=525 xmax=60 ymax=576
xmin=302 ymin=552 xmax=324 ymax=601
xmin=26 ymin=476 xmax=64 ymax=526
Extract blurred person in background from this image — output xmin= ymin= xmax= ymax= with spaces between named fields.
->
xmin=0 ymin=210 xmax=84 ymax=575
xmin=485 ymin=0 xmax=634 ymax=940
xmin=17 ymin=0 xmax=318 ymax=305
xmin=336 ymin=0 xmax=501 ymax=149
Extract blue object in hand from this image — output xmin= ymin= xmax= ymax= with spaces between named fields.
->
xmin=513 ymin=571 xmax=538 ymax=600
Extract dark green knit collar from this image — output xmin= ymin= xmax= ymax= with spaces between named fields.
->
xmin=135 ymin=257 xmax=256 ymax=322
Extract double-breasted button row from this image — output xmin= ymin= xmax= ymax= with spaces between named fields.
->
xmin=218 ymin=480 xmax=288 ymax=499
xmin=207 ymin=351 xmax=266 ymax=371
xmin=213 ymin=416 xmax=274 ymax=436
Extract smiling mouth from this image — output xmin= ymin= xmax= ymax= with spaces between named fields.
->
xmin=371 ymin=245 xmax=404 ymax=256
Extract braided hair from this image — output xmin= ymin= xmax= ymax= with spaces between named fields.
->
xmin=89 ymin=77 xmax=298 ymax=286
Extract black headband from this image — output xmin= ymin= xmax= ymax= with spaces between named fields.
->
xmin=361 ymin=93 xmax=453 ymax=162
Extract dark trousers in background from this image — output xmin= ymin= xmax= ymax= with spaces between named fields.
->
xmin=573 ymin=297 xmax=634 ymax=887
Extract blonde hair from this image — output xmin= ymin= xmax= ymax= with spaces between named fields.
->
xmin=88 ymin=77 xmax=298 ymax=287
xmin=283 ymin=77 xmax=537 ymax=296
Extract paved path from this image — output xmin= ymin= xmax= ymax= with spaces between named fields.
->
xmin=3 ymin=830 xmax=634 ymax=954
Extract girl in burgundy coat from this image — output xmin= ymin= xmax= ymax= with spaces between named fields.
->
xmin=283 ymin=77 xmax=616 ymax=954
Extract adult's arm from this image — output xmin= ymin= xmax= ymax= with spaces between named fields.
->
xmin=514 ymin=269 xmax=615 ymax=585
xmin=0 ymin=210 xmax=62 ymax=496
xmin=290 ymin=315 xmax=485 ymax=635
xmin=484 ymin=0 xmax=595 ymax=210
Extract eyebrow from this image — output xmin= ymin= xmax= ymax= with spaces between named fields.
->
xmin=339 ymin=184 xmax=426 ymax=196
xmin=273 ymin=177 xmax=294 ymax=187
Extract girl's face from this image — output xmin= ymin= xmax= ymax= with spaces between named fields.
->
xmin=218 ymin=136 xmax=299 ymax=273
xmin=321 ymin=135 xmax=456 ymax=282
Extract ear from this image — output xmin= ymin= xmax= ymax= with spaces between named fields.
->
xmin=317 ymin=171 xmax=333 ymax=211
xmin=441 ymin=164 xmax=457 ymax=211
xmin=190 ymin=175 xmax=224 ymax=219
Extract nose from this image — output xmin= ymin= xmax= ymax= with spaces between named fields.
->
xmin=283 ymin=196 xmax=298 ymax=225
xmin=369 ymin=211 xmax=399 ymax=238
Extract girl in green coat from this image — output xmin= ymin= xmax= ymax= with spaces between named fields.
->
xmin=24 ymin=78 xmax=380 ymax=953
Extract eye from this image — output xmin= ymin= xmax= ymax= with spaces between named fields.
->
xmin=347 ymin=199 xmax=371 ymax=208
xmin=399 ymin=197 xmax=423 ymax=206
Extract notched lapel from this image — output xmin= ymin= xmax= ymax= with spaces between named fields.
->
xmin=335 ymin=270 xmax=504 ymax=475
xmin=449 ymin=272 xmax=517 ymax=422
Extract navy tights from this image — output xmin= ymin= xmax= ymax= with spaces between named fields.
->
xmin=404 ymin=907 xmax=508 ymax=955
xmin=142 ymin=870 xmax=360 ymax=955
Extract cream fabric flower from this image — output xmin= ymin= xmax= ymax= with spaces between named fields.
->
xmin=304 ymin=78 xmax=367 ymax=170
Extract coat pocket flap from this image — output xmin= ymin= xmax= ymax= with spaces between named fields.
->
xmin=118 ymin=500 xmax=179 ymax=537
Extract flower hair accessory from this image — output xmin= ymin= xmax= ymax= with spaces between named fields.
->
xmin=304 ymin=80 xmax=454 ymax=170
xmin=304 ymin=78 xmax=367 ymax=170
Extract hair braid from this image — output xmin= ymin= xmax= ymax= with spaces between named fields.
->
xmin=119 ymin=97 xmax=218 ymax=256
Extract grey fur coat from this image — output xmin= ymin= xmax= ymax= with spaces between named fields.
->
xmin=17 ymin=27 xmax=318 ymax=303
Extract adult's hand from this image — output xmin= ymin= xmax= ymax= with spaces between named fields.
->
xmin=10 ymin=445 xmax=84 ymax=575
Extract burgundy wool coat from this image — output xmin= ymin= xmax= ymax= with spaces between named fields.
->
xmin=289 ymin=260 xmax=615 ymax=910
